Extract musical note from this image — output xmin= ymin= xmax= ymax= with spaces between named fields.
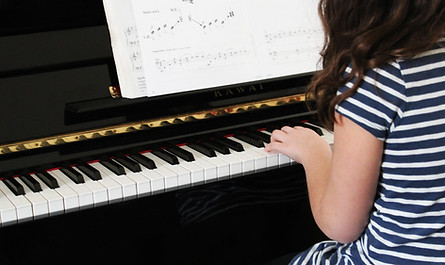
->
xmin=264 ymin=28 xmax=322 ymax=44
xmin=262 ymin=27 xmax=323 ymax=65
xmin=142 ymin=9 xmax=236 ymax=41
xmin=154 ymin=48 xmax=249 ymax=72
xmin=268 ymin=47 xmax=317 ymax=63
xmin=123 ymin=26 xmax=145 ymax=72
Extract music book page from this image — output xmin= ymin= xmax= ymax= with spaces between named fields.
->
xmin=103 ymin=0 xmax=323 ymax=99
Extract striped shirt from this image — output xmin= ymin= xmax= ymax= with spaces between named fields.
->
xmin=291 ymin=37 xmax=445 ymax=264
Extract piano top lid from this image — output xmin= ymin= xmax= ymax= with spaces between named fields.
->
xmin=0 ymin=0 xmax=313 ymax=157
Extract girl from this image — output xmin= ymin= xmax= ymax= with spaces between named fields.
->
xmin=265 ymin=1 xmax=445 ymax=264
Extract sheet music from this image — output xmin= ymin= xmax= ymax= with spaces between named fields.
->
xmin=103 ymin=0 xmax=322 ymax=99
xmin=103 ymin=0 xmax=148 ymax=98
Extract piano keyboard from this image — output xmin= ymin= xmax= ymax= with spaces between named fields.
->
xmin=0 ymin=122 xmax=333 ymax=226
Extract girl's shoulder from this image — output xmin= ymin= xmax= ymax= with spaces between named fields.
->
xmin=396 ymin=37 xmax=445 ymax=80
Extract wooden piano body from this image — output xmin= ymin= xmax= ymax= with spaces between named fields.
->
xmin=0 ymin=1 xmax=327 ymax=264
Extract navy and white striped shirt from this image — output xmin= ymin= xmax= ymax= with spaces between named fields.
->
xmin=292 ymin=37 xmax=445 ymax=264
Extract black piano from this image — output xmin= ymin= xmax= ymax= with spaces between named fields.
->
xmin=0 ymin=1 xmax=327 ymax=264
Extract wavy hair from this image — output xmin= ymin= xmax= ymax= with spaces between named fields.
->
xmin=308 ymin=0 xmax=445 ymax=131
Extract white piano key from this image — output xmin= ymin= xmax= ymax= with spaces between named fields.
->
xmin=142 ymin=152 xmax=179 ymax=191
xmin=73 ymin=165 xmax=108 ymax=206
xmin=113 ymin=158 xmax=153 ymax=197
xmin=15 ymin=177 xmax=49 ymax=219
xmin=256 ymin=146 xmax=279 ymax=169
xmin=180 ymin=146 xmax=224 ymax=181
xmin=135 ymin=159 xmax=165 ymax=195
xmin=44 ymin=170 xmax=80 ymax=213
xmin=246 ymin=132 xmax=279 ymax=169
xmin=87 ymin=162 xmax=123 ymax=203
xmin=181 ymin=146 xmax=230 ymax=182
xmin=170 ymin=151 xmax=205 ymax=186
xmin=51 ymin=169 xmax=94 ymax=209
xmin=92 ymin=162 xmax=137 ymax=201
xmin=0 ymin=181 xmax=33 ymax=222
xmin=147 ymin=153 xmax=191 ymax=188
xmin=223 ymin=146 xmax=255 ymax=175
xmin=0 ymin=188 xmax=18 ymax=226
xmin=228 ymin=137 xmax=268 ymax=172
xmin=122 ymin=170 xmax=152 ymax=198
xmin=213 ymin=150 xmax=243 ymax=178
xmin=29 ymin=173 xmax=64 ymax=216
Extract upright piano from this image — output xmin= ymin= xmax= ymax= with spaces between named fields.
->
xmin=0 ymin=1 xmax=328 ymax=264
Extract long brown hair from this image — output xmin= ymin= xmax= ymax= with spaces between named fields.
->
xmin=308 ymin=0 xmax=445 ymax=131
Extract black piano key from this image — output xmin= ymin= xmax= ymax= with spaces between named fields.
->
xmin=60 ymin=167 xmax=85 ymax=184
xmin=129 ymin=153 xmax=157 ymax=170
xmin=3 ymin=177 xmax=25 ymax=196
xmin=247 ymin=130 xmax=271 ymax=144
xmin=297 ymin=123 xmax=324 ymax=136
xmin=187 ymin=143 xmax=216 ymax=158
xmin=233 ymin=134 xmax=264 ymax=148
xmin=266 ymin=122 xmax=291 ymax=133
xmin=265 ymin=122 xmax=281 ymax=133
xmin=166 ymin=146 xmax=195 ymax=162
xmin=259 ymin=131 xmax=272 ymax=143
xmin=214 ymin=137 xmax=244 ymax=152
xmin=35 ymin=171 xmax=59 ymax=189
xmin=152 ymin=150 xmax=179 ymax=165
xmin=114 ymin=156 xmax=142 ymax=173
xmin=201 ymin=140 xmax=230 ymax=155
xmin=77 ymin=163 xmax=102 ymax=181
xmin=19 ymin=174 xmax=42 ymax=192
xmin=100 ymin=159 xmax=126 ymax=175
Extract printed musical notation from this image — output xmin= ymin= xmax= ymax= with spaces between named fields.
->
xmin=264 ymin=28 xmax=323 ymax=44
xmin=124 ymin=26 xmax=144 ymax=72
xmin=140 ymin=9 xmax=237 ymax=41
xmin=155 ymin=48 xmax=249 ymax=73
xmin=263 ymin=27 xmax=323 ymax=64
xmin=125 ymin=26 xmax=139 ymax=46
xmin=268 ymin=47 xmax=317 ymax=63
xmin=133 ymin=1 xmax=254 ymax=70
xmin=189 ymin=10 xmax=235 ymax=30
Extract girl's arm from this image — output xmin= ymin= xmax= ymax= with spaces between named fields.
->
xmin=265 ymin=113 xmax=383 ymax=243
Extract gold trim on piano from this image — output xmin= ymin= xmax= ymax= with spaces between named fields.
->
xmin=109 ymin=86 xmax=122 ymax=98
xmin=0 ymin=94 xmax=306 ymax=155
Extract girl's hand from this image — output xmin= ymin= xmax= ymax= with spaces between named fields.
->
xmin=264 ymin=125 xmax=331 ymax=166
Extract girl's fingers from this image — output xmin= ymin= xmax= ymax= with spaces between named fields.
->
xmin=266 ymin=127 xmax=294 ymax=153
xmin=280 ymin=125 xmax=295 ymax=133
xmin=269 ymin=128 xmax=287 ymax=143
xmin=264 ymin=141 xmax=284 ymax=153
